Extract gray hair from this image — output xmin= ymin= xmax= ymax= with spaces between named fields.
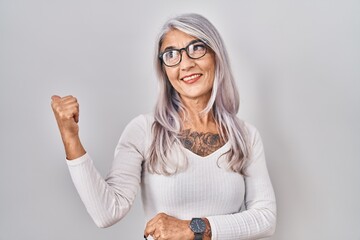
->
xmin=148 ymin=13 xmax=251 ymax=175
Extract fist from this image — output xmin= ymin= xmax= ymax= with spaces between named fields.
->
xmin=144 ymin=213 xmax=193 ymax=240
xmin=51 ymin=95 xmax=80 ymax=139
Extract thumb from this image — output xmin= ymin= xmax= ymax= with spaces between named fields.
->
xmin=51 ymin=95 xmax=61 ymax=102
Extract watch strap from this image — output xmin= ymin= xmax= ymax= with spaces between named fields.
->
xmin=194 ymin=233 xmax=203 ymax=240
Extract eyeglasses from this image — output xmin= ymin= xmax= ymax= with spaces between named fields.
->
xmin=159 ymin=40 xmax=208 ymax=67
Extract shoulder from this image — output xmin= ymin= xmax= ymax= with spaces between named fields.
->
xmin=120 ymin=112 xmax=155 ymax=143
xmin=115 ymin=113 xmax=155 ymax=155
xmin=235 ymin=117 xmax=262 ymax=149
xmin=237 ymin=119 xmax=267 ymax=165
xmin=125 ymin=112 xmax=155 ymax=131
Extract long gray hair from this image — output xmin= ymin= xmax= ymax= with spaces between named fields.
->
xmin=148 ymin=13 xmax=251 ymax=175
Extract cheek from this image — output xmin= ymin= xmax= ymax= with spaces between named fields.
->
xmin=165 ymin=69 xmax=181 ymax=91
xmin=206 ymin=64 xmax=216 ymax=83
xmin=165 ymin=70 xmax=172 ymax=81
xmin=204 ymin=55 xmax=216 ymax=78
xmin=165 ymin=68 xmax=178 ymax=82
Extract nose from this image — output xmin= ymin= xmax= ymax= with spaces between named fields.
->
xmin=179 ymin=49 xmax=195 ymax=71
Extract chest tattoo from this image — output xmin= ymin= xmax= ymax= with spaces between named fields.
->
xmin=178 ymin=129 xmax=226 ymax=157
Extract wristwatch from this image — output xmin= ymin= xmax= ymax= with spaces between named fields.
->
xmin=189 ymin=218 xmax=206 ymax=240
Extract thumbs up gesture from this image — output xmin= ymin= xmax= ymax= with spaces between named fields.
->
xmin=51 ymin=95 xmax=85 ymax=160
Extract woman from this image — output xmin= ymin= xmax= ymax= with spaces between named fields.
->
xmin=51 ymin=13 xmax=276 ymax=240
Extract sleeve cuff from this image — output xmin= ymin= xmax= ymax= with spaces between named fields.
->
xmin=66 ymin=152 xmax=90 ymax=166
xmin=206 ymin=216 xmax=218 ymax=240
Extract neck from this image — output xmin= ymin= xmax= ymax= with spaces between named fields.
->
xmin=180 ymin=93 xmax=218 ymax=133
xmin=179 ymin=95 xmax=217 ymax=133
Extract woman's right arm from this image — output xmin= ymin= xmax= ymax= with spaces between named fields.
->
xmin=51 ymin=95 xmax=86 ymax=160
xmin=51 ymin=95 xmax=146 ymax=228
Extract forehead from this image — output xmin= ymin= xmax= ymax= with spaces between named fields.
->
xmin=160 ymin=29 xmax=198 ymax=51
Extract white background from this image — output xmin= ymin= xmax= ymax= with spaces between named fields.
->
xmin=0 ymin=0 xmax=359 ymax=239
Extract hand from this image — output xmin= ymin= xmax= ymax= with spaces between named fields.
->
xmin=51 ymin=95 xmax=80 ymax=140
xmin=144 ymin=213 xmax=193 ymax=240
xmin=51 ymin=95 xmax=85 ymax=160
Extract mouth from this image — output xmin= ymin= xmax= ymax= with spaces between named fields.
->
xmin=181 ymin=74 xmax=202 ymax=83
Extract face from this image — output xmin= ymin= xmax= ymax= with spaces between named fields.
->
xmin=160 ymin=29 xmax=216 ymax=103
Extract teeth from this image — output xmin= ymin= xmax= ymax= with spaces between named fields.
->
xmin=183 ymin=74 xmax=201 ymax=81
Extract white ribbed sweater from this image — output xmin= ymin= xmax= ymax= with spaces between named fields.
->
xmin=66 ymin=114 xmax=276 ymax=239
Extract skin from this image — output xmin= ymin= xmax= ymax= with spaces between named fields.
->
xmin=50 ymin=29 xmax=221 ymax=240
xmin=51 ymin=95 xmax=85 ymax=160
xmin=144 ymin=213 xmax=193 ymax=240
xmin=144 ymin=29 xmax=217 ymax=240
xmin=161 ymin=29 xmax=218 ymax=133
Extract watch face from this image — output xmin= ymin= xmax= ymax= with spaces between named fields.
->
xmin=190 ymin=218 xmax=206 ymax=233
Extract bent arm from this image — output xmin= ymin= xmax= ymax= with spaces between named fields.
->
xmin=66 ymin=115 xmax=146 ymax=228
xmin=207 ymin=126 xmax=277 ymax=239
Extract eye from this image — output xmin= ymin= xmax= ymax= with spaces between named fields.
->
xmin=192 ymin=43 xmax=206 ymax=52
xmin=188 ymin=42 xmax=207 ymax=58
xmin=163 ymin=50 xmax=179 ymax=60
xmin=162 ymin=50 xmax=180 ymax=66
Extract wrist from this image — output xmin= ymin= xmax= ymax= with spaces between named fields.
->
xmin=62 ymin=135 xmax=86 ymax=160
xmin=189 ymin=218 xmax=211 ymax=240
xmin=202 ymin=218 xmax=212 ymax=240
xmin=184 ymin=220 xmax=194 ymax=240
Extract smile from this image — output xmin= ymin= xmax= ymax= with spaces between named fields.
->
xmin=181 ymin=74 xmax=202 ymax=83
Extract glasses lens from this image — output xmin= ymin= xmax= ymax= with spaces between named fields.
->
xmin=188 ymin=42 xmax=207 ymax=59
xmin=162 ymin=50 xmax=180 ymax=66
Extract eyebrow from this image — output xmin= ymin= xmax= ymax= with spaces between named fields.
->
xmin=162 ymin=39 xmax=203 ymax=52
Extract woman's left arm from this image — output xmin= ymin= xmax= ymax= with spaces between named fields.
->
xmin=144 ymin=126 xmax=276 ymax=240
xmin=206 ymin=126 xmax=276 ymax=239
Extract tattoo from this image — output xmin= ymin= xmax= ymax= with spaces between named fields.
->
xmin=178 ymin=129 xmax=226 ymax=157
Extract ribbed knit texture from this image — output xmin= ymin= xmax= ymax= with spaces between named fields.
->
xmin=66 ymin=113 xmax=276 ymax=239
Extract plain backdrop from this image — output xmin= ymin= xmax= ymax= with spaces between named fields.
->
xmin=1 ymin=0 xmax=359 ymax=239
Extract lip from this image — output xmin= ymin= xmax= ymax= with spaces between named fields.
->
xmin=181 ymin=73 xmax=202 ymax=84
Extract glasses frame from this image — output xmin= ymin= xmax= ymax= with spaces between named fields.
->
xmin=158 ymin=40 xmax=208 ymax=67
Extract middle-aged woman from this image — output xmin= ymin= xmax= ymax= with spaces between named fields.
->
xmin=51 ymin=13 xmax=276 ymax=240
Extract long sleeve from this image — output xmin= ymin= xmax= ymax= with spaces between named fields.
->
xmin=207 ymin=126 xmax=277 ymax=239
xmin=65 ymin=113 xmax=276 ymax=238
xmin=66 ymin=115 xmax=147 ymax=228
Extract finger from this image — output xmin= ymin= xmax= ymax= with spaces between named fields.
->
xmin=74 ymin=111 xmax=79 ymax=123
xmin=144 ymin=224 xmax=156 ymax=238
xmin=144 ymin=213 xmax=167 ymax=238
xmin=62 ymin=102 xmax=79 ymax=111
xmin=144 ymin=218 xmax=160 ymax=236
xmin=51 ymin=95 xmax=61 ymax=110
xmin=51 ymin=95 xmax=61 ymax=102
xmin=61 ymin=95 xmax=74 ymax=100
xmin=152 ymin=231 xmax=161 ymax=240
xmin=147 ymin=213 xmax=166 ymax=227
xmin=61 ymin=96 xmax=78 ymax=104
xmin=55 ymin=103 xmax=78 ymax=118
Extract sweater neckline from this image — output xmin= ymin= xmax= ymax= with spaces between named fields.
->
xmin=180 ymin=141 xmax=231 ymax=160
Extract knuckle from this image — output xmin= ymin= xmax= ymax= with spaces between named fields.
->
xmin=158 ymin=219 xmax=166 ymax=226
